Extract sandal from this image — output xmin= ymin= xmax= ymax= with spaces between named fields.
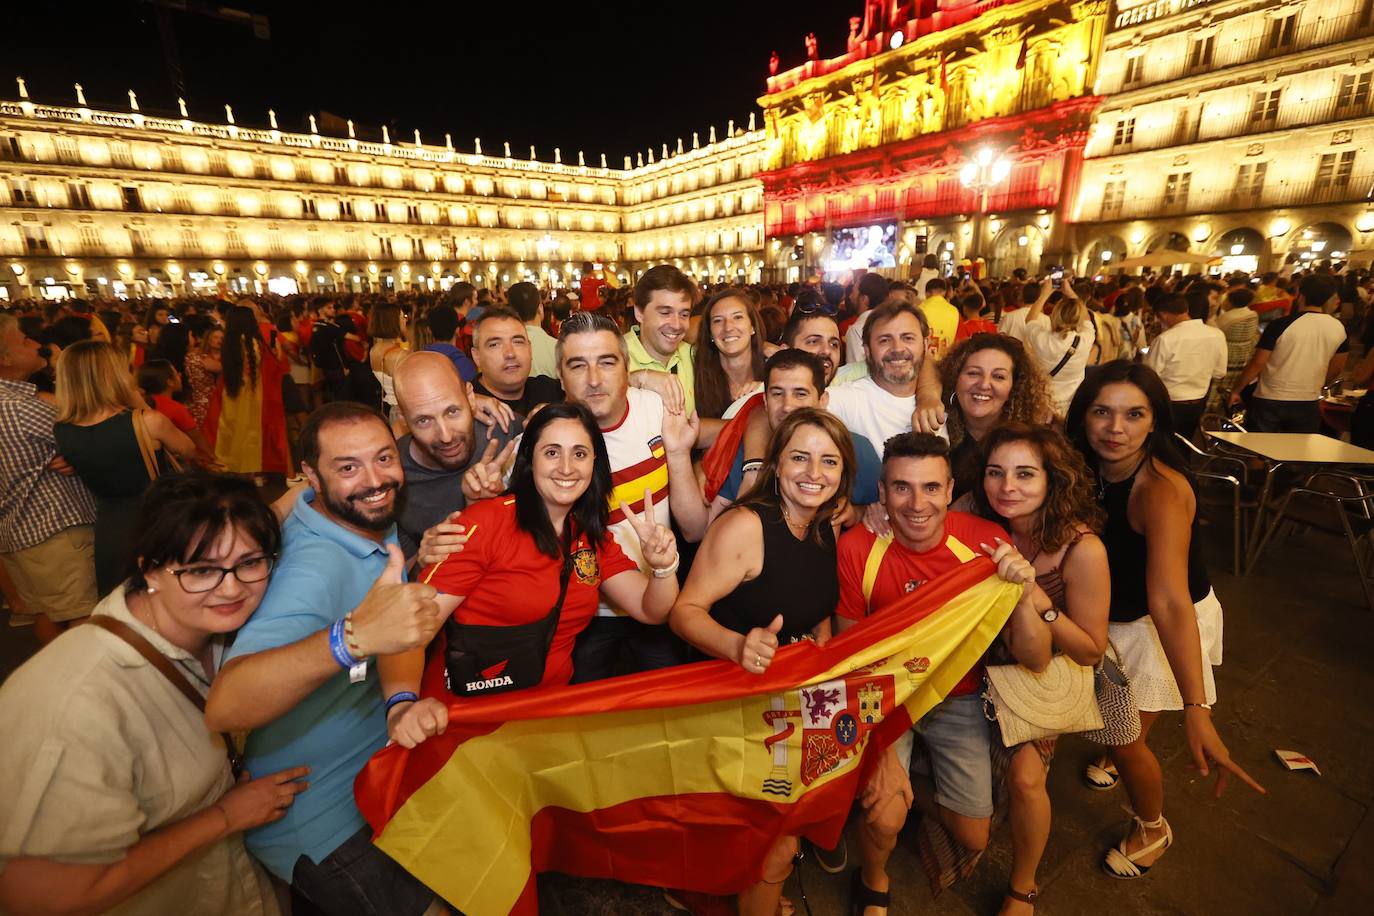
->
xmin=1103 ymin=815 xmax=1173 ymax=879
xmin=849 ymin=869 xmax=890 ymax=916
xmin=1083 ymin=760 xmax=1119 ymax=791
xmin=1000 ymin=886 xmax=1038 ymax=914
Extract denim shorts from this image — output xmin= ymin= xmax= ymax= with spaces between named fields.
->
xmin=292 ymin=825 xmax=437 ymax=916
xmin=909 ymin=692 xmax=995 ymax=819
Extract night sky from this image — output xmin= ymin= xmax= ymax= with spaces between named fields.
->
xmin=8 ymin=0 xmax=847 ymax=162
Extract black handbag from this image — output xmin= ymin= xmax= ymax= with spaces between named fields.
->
xmin=443 ymin=549 xmax=573 ymax=697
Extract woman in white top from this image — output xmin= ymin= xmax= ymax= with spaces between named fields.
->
xmin=367 ymin=302 xmax=409 ymax=433
xmin=1021 ymin=276 xmax=1095 ymax=416
xmin=0 ymin=472 xmax=309 ymax=916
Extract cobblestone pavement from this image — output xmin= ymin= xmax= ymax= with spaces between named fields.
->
xmin=4 ymin=523 xmax=1370 ymax=916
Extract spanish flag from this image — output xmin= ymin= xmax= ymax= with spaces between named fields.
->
xmin=355 ymin=560 xmax=1021 ymax=915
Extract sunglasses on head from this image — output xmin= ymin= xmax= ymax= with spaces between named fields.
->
xmin=793 ymin=299 xmax=839 ymax=316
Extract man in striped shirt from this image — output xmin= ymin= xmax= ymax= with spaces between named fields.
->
xmin=556 ymin=311 xmax=707 ymax=682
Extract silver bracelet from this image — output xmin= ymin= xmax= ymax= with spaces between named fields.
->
xmin=651 ymin=556 xmax=680 ymax=578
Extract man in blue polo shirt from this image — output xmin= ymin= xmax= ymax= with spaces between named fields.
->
xmin=206 ymin=402 xmax=448 ymax=916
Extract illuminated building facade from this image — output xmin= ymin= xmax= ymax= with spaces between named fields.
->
xmin=1072 ymin=0 xmax=1374 ymax=275
xmin=756 ymin=0 xmax=1109 ymax=281
xmin=0 ymin=83 xmax=765 ymax=300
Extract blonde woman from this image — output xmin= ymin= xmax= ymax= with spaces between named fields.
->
xmin=53 ymin=340 xmax=197 ymax=593
xmin=1021 ymin=277 xmax=1095 ymax=416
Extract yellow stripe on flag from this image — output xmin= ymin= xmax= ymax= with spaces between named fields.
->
xmin=375 ymin=569 xmax=1020 ymax=915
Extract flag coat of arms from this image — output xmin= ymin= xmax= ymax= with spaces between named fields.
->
xmin=355 ymin=559 xmax=1021 ymax=915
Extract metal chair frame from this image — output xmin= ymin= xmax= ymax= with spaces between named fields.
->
xmin=1175 ymin=433 xmax=1246 ymax=575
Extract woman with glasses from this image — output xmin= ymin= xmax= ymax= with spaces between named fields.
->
xmin=0 ymin=472 xmax=310 ymax=915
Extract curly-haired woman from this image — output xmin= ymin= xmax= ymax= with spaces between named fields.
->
xmin=939 ymin=334 xmax=1054 ymax=499
xmin=972 ymin=423 xmax=1110 ymax=913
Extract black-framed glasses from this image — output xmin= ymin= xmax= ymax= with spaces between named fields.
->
xmin=170 ymin=556 xmax=276 ymax=593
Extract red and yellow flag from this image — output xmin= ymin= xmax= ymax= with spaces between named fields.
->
xmin=355 ymin=559 xmax=1020 ymax=915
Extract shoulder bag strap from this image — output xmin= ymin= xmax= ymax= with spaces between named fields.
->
xmin=1049 ymin=334 xmax=1082 ymax=377
xmin=83 ymin=615 xmax=243 ymax=776
xmin=131 ymin=408 xmax=160 ymax=481
xmin=861 ymin=534 xmax=893 ymax=614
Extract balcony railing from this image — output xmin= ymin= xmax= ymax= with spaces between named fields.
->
xmin=1120 ymin=89 xmax=1374 ymax=155
xmin=1091 ymin=172 xmax=1374 ymax=221
xmin=1109 ymin=9 xmax=1374 ymax=93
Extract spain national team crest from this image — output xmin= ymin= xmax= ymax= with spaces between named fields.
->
xmin=571 ymin=545 xmax=600 ymax=586
xmin=761 ymin=669 xmax=896 ymax=797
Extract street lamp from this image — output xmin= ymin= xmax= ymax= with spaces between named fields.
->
xmin=959 ymin=147 xmax=1012 ymax=265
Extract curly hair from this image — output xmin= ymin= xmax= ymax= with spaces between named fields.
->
xmin=939 ymin=333 xmax=1053 ymax=449
xmin=972 ymin=422 xmax=1105 ymax=553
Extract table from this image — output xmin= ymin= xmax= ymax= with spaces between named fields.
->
xmin=1206 ymin=432 xmax=1374 ymax=572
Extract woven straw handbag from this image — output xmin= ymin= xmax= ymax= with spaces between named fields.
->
xmin=983 ymin=655 xmax=1104 ymax=747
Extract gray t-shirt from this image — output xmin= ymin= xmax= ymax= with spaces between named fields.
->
xmin=396 ymin=417 xmax=523 ymax=557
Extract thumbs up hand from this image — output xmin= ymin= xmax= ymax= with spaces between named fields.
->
xmin=350 ymin=543 xmax=444 ymax=657
xmin=737 ymin=614 xmax=785 ymax=675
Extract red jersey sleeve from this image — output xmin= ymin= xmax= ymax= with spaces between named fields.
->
xmin=945 ymin=511 xmax=1010 ymax=555
xmin=418 ymin=499 xmax=503 ymax=597
xmin=154 ymin=395 xmax=197 ymax=433
xmin=835 ymin=525 xmax=877 ymax=621
xmin=596 ymin=532 xmax=638 ymax=581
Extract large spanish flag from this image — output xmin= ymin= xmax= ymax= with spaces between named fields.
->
xmin=356 ymin=559 xmax=1020 ymax=915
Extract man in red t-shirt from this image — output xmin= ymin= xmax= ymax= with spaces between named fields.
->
xmin=579 ymin=261 xmax=606 ymax=314
xmin=836 ymin=433 xmax=1050 ymax=909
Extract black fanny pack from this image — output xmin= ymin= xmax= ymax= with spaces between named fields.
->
xmin=443 ymin=550 xmax=572 ymax=697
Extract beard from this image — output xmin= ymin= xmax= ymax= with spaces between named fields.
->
xmin=319 ymin=479 xmax=401 ymax=532
xmin=877 ymin=350 xmax=918 ymax=385
xmin=413 ymin=430 xmax=474 ymax=472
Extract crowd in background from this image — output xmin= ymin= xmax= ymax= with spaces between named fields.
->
xmin=0 ymin=249 xmax=1368 ymax=916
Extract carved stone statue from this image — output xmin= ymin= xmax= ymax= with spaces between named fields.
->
xmin=769 ymin=50 xmax=780 ymax=76
xmin=848 ymin=17 xmax=862 ymax=51
xmin=805 ymin=32 xmax=819 ymax=61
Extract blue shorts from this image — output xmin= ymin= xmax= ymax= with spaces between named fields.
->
xmin=911 ymin=692 xmax=995 ymax=819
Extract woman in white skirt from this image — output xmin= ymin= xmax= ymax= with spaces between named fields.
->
xmin=1066 ymin=361 xmax=1264 ymax=879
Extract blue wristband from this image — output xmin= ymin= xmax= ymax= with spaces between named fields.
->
xmin=386 ymin=691 xmax=420 ymax=714
xmin=328 ymin=619 xmax=356 ymax=670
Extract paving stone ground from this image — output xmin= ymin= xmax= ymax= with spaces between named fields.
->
xmin=4 ymin=514 xmax=1370 ymax=916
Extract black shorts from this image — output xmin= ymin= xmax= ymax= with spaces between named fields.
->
xmin=292 ymin=825 xmax=436 ymax=916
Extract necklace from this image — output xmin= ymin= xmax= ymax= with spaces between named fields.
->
xmin=1096 ymin=450 xmax=1150 ymax=500
xmin=780 ymin=501 xmax=810 ymax=535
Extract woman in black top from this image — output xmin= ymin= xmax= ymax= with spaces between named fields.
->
xmin=670 ymin=407 xmax=854 ymax=916
xmin=1067 ymin=362 xmax=1264 ymax=881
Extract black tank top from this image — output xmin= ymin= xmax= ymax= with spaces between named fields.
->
xmin=710 ymin=503 xmax=838 ymax=643
xmin=1100 ymin=464 xmax=1210 ymax=623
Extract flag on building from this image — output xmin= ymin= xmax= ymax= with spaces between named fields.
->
xmin=355 ymin=559 xmax=1021 ymax=915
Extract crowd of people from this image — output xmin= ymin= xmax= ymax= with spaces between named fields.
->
xmin=1 ymin=250 xmax=1369 ymax=916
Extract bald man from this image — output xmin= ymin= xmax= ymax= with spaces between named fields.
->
xmin=392 ymin=352 xmax=524 ymax=559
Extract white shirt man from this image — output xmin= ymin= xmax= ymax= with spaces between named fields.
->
xmin=827 ymin=300 xmax=927 ymax=451
xmin=1144 ymin=314 xmax=1228 ymax=402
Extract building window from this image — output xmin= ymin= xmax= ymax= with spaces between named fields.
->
xmin=341 ymin=199 xmax=354 ymax=218
xmin=122 ymin=186 xmax=143 ymax=212
xmin=1101 ymin=180 xmax=1126 ymax=218
xmin=1164 ymin=172 xmax=1191 ymax=206
xmin=173 ymin=188 xmax=190 ymax=212
xmin=302 ymin=197 xmax=317 ymax=218
xmin=181 ymin=229 xmax=201 ymax=254
xmin=220 ymin=190 xmax=237 ymax=216
xmin=1235 ymin=162 xmax=1267 ymax=201
xmin=1250 ymin=88 xmax=1282 ymax=125
xmin=55 ymin=137 xmax=79 ymax=165
xmin=334 ymin=164 xmax=347 ymax=184
xmin=1124 ymin=55 xmax=1144 ymax=86
xmin=209 ymin=151 xmax=227 ymax=176
xmin=162 ymin=146 xmax=182 ymax=171
xmin=24 ymin=227 xmax=50 ymax=253
xmin=1267 ymin=12 xmax=1298 ymax=51
xmin=377 ymin=200 xmax=390 ymax=222
xmin=1112 ymin=117 xmax=1136 ymax=148
xmin=10 ymin=179 xmax=34 ymax=205
xmin=72 ymin=183 xmax=92 ymax=209
xmin=406 ymin=203 xmax=420 ymax=223
xmin=111 ymin=142 xmax=132 ymax=168
xmin=79 ymin=226 xmax=102 ymax=253
xmin=130 ymin=229 xmax=152 ymax=255
xmin=1 ymin=136 xmax=22 ymax=161
xmin=1315 ymin=151 xmax=1357 ymax=191
xmin=1187 ymin=35 xmax=1214 ymax=71
xmin=1337 ymin=72 xmax=1372 ymax=111
xmin=226 ymin=229 xmax=244 ymax=255
xmin=254 ymin=158 xmax=271 ymax=180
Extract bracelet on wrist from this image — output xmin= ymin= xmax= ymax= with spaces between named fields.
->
xmin=386 ymin=690 xmax=420 ymax=714
xmin=651 ymin=555 xmax=680 ymax=579
xmin=343 ymin=612 xmax=363 ymax=659
xmin=1184 ymin=702 xmax=1212 ymax=710
xmin=327 ymin=618 xmax=357 ymax=670
xmin=741 ymin=459 xmax=764 ymax=474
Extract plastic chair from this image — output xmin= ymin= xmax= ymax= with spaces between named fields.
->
xmin=1245 ymin=469 xmax=1374 ymax=610
xmin=1175 ymin=433 xmax=1245 ymax=575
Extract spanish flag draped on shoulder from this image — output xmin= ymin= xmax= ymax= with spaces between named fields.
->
xmin=355 ymin=558 xmax=1021 ymax=915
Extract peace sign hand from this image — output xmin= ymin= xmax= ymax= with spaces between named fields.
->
xmin=624 ymin=487 xmax=677 ymax=573
xmin=461 ymin=437 xmax=517 ymax=502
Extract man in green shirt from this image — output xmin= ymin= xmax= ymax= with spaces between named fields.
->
xmin=625 ymin=265 xmax=698 ymax=417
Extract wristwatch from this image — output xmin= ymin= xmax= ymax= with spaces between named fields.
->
xmin=1040 ymin=605 xmax=1060 ymax=623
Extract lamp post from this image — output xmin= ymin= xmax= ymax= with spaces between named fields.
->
xmin=959 ymin=147 xmax=1011 ymax=269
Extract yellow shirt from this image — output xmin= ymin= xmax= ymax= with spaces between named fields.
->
xmin=625 ymin=328 xmax=697 ymax=416
xmin=920 ymin=294 xmax=961 ymax=362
